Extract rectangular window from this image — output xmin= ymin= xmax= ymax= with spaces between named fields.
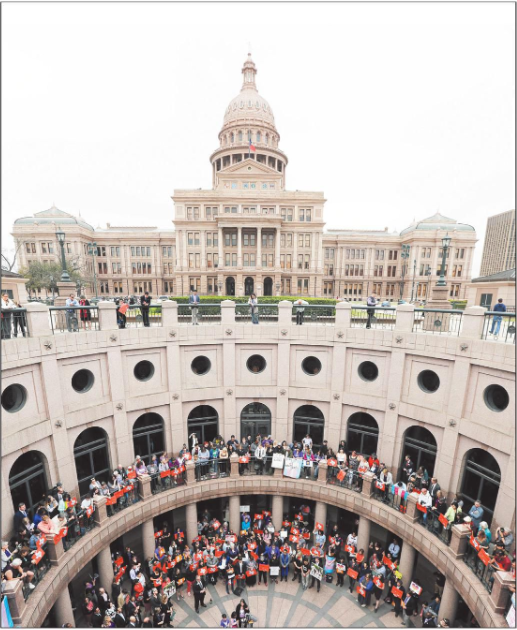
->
xmin=225 ymin=253 xmax=230 ymax=266
xmin=298 ymin=254 xmax=304 ymax=269
xmin=188 ymin=232 xmax=194 ymax=246
xmin=388 ymin=250 xmax=398 ymax=260
xmin=286 ymin=233 xmax=293 ymax=247
xmin=262 ymin=253 xmax=267 ymax=267
xmin=305 ymin=234 xmax=311 ymax=248
xmin=231 ymin=233 xmax=237 ymax=247
xmin=112 ymin=262 xmax=122 ymax=273
xmin=244 ymin=253 xmax=249 ymax=266
xmin=189 ymin=277 xmax=201 ymax=292
xmin=206 ymin=233 xmax=212 ymax=247
xmin=286 ymin=254 xmax=292 ymax=269
xmin=280 ymin=254 xmax=285 ymax=269
xmin=304 ymin=254 xmax=310 ymax=269
xmin=213 ymin=232 xmax=218 ymax=246
xmin=232 ymin=253 xmax=237 ymax=267
xmin=282 ymin=278 xmax=291 ymax=295
xmin=189 ymin=253 xmax=194 ymax=268
xmin=280 ymin=207 xmax=293 ymax=221
xmin=207 ymin=277 xmax=216 ymax=294
xmin=374 ymin=265 xmax=383 ymax=277
xmin=299 ymin=209 xmax=305 ymax=222
xmin=281 ymin=234 xmax=286 ymax=247
xmin=195 ymin=253 xmax=200 ymax=268
xmin=225 ymin=233 xmax=231 ymax=247
xmin=194 ymin=233 xmax=200 ymax=246
xmin=305 ymin=209 xmax=312 ymax=222
xmin=375 ymin=249 xmax=385 ymax=260
xmin=297 ymin=278 xmax=309 ymax=295
xmin=298 ymin=234 xmax=304 ymax=247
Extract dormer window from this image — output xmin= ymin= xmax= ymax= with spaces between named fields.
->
xmin=265 ymin=134 xmax=269 ymax=145
xmin=256 ymin=131 xmax=261 ymax=143
xmin=238 ymin=131 xmax=243 ymax=142
xmin=230 ymin=132 xmax=234 ymax=143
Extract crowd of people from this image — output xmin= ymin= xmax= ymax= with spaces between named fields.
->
xmin=2 ymin=432 xmax=515 ymax=628
xmin=1 ymin=293 xmax=27 ymax=339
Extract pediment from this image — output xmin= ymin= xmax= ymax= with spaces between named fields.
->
xmin=220 ymin=159 xmax=278 ymax=176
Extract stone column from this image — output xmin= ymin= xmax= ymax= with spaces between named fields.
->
xmin=201 ymin=230 xmax=207 ymax=271
xmin=162 ymin=300 xmax=178 ymax=326
xmin=229 ymin=495 xmax=240 ymax=534
xmin=278 ymin=300 xmax=293 ymax=327
xmin=398 ymin=542 xmax=416 ymax=588
xmin=395 ymin=303 xmax=415 ymax=333
xmin=182 ymin=230 xmax=188 ymax=270
xmin=316 ymin=460 xmax=327 ymax=484
xmin=272 ymin=495 xmax=284 ymax=530
xmin=314 ymin=501 xmax=327 ymax=531
xmin=221 ymin=300 xmax=236 ymax=325
xmin=142 ymin=519 xmax=155 ymax=562
xmin=3 ymin=579 xmax=25 ymax=625
xmin=25 ymin=302 xmax=51 ymax=337
xmin=218 ymin=227 xmax=224 ymax=270
xmin=275 ymin=228 xmax=281 ymax=269
xmin=335 ymin=301 xmax=351 ymax=330
xmin=137 ymin=475 xmax=152 ymax=501
xmin=461 ymin=306 xmax=487 ymax=339
xmin=97 ymin=546 xmax=114 ymax=591
xmin=98 ymin=300 xmax=118 ymax=331
xmin=257 ymin=227 xmax=262 ymax=269
xmin=310 ymin=231 xmax=317 ymax=271
xmin=357 ymin=516 xmax=371 ymax=553
xmin=186 ymin=502 xmax=198 ymax=544
xmin=53 ymin=586 xmax=75 ymax=628
xmin=230 ymin=453 xmax=239 ymax=477
xmin=439 ymin=578 xmax=459 ymax=623
xmin=46 ymin=534 xmax=65 ymax=566
xmin=237 ymin=227 xmax=243 ymax=269
xmin=449 ymin=523 xmax=470 ymax=559
xmin=489 ymin=571 xmax=515 ymax=614
xmin=361 ymin=472 xmax=375 ymax=498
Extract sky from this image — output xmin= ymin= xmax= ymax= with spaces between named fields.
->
xmin=2 ymin=3 xmax=515 ymax=276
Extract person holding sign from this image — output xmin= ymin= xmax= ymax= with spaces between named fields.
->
xmin=417 ymin=488 xmax=433 ymax=524
xmin=372 ymin=561 xmax=387 ymax=613
xmin=301 ymin=556 xmax=311 ymax=590
xmin=357 ymin=572 xmax=374 ymax=607
xmin=392 ymin=578 xmax=406 ymax=618
xmin=336 ymin=556 xmax=346 ymax=587
xmin=258 ymin=553 xmax=269 ymax=585
xmin=347 ymin=557 xmax=360 ymax=593
xmin=309 ymin=557 xmax=323 ymax=593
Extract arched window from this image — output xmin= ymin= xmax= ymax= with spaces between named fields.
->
xmin=241 ymin=403 xmax=271 ymax=440
xmin=265 ymin=134 xmax=269 ymax=146
xmin=293 ymin=405 xmax=324 ymax=449
xmin=9 ymin=451 xmax=49 ymax=519
xmin=188 ymin=405 xmax=219 ymax=449
xmin=400 ymin=426 xmax=437 ymax=479
xmin=74 ymin=428 xmax=111 ymax=498
xmin=238 ymin=131 xmax=243 ymax=142
xmin=230 ymin=132 xmax=234 ymax=143
xmin=459 ymin=449 xmax=501 ymax=524
xmin=346 ymin=413 xmax=379 ymax=457
xmin=256 ymin=131 xmax=261 ymax=143
xmin=133 ymin=413 xmax=165 ymax=464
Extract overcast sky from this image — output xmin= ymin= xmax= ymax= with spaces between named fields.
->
xmin=2 ymin=3 xmax=515 ymax=275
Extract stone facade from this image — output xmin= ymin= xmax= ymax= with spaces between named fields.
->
xmin=11 ymin=56 xmax=478 ymax=300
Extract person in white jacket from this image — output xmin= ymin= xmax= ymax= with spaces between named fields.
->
xmin=417 ymin=487 xmax=433 ymax=524
xmin=255 ymin=444 xmax=267 ymax=475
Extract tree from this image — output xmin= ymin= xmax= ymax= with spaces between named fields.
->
xmin=1 ymin=238 xmax=23 ymax=272
xmin=19 ymin=261 xmax=91 ymax=296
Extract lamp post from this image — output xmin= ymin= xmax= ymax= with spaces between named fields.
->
xmin=426 ymin=269 xmax=432 ymax=303
xmin=410 ymin=259 xmax=417 ymax=302
xmin=275 ymin=281 xmax=281 ymax=297
xmin=436 ymin=234 xmax=452 ymax=287
xmin=55 ymin=230 xmax=71 ymax=282
xmin=398 ymin=244 xmax=411 ymax=302
xmin=217 ymin=281 xmax=223 ymax=297
xmin=87 ymin=242 xmax=99 ymax=298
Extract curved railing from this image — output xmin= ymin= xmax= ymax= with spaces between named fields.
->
xmin=6 ymin=463 xmax=510 ymax=628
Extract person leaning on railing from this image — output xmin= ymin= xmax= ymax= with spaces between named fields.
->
xmin=65 ymin=294 xmax=80 ymax=332
xmin=489 ymin=298 xmax=507 ymax=336
xmin=1 ymin=293 xmax=16 ymax=339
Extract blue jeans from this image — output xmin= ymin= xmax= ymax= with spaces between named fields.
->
xmin=490 ymin=316 xmax=502 ymax=335
xmin=251 ymin=311 xmax=259 ymax=324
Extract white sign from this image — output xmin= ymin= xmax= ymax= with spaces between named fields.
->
xmin=240 ymin=506 xmax=250 ymax=512
xmin=269 ymin=566 xmax=280 ymax=576
xmin=272 ymin=453 xmax=285 ymax=469
xmin=310 ymin=565 xmax=323 ymax=581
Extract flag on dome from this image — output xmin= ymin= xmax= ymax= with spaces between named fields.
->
xmin=249 ymin=140 xmax=256 ymax=152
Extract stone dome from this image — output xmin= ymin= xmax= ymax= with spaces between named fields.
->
xmin=400 ymin=212 xmax=475 ymax=236
xmin=14 ymin=204 xmax=94 ymax=231
xmin=221 ymin=54 xmax=276 ymax=129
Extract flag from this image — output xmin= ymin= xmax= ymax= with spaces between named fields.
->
xmin=249 ymin=140 xmax=256 ymax=153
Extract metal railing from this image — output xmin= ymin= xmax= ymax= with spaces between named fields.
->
xmin=235 ymin=303 xmax=279 ymax=323
xmin=413 ymin=309 xmax=463 ymax=336
xmin=371 ymin=482 xmax=409 ymax=513
xmin=178 ymin=303 xmax=221 ymax=324
xmin=195 ymin=458 xmax=231 ymax=480
xmin=350 ymin=306 xmax=397 ymax=330
xmin=148 ymin=468 xmax=188 ymax=493
xmin=481 ymin=312 xmax=516 ymax=343
xmin=327 ymin=467 xmax=362 ymax=491
xmin=123 ymin=305 xmax=162 ymax=328
xmin=415 ymin=508 xmax=451 ymax=545
xmin=22 ymin=550 xmax=51 ymax=601
xmin=463 ymin=544 xmax=496 ymax=594
xmin=291 ymin=304 xmax=336 ymax=325
xmin=1 ymin=308 xmax=30 ymax=339
xmin=49 ymin=306 xmax=99 ymax=334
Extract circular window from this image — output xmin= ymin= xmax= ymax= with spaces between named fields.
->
xmin=484 ymin=384 xmax=509 ymax=412
xmin=134 ymin=360 xmax=155 ymax=382
xmin=247 ymin=355 xmax=266 ymax=374
xmin=358 ymin=361 xmax=379 ymax=382
xmin=71 ymin=369 xmax=95 ymax=393
xmin=191 ymin=356 xmax=211 ymax=376
xmin=1 ymin=384 xmax=27 ymax=413
xmin=302 ymin=356 xmax=322 ymax=376
xmin=418 ymin=370 xmax=440 ymax=393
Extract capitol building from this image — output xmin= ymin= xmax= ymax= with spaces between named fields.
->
xmin=1 ymin=55 xmax=514 ymax=630
xmin=12 ymin=54 xmax=477 ymax=302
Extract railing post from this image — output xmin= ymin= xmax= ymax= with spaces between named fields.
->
xmin=93 ymin=495 xmax=109 ymax=525
xmin=137 ymin=474 xmax=152 ymax=500
xmin=161 ymin=300 xmax=178 ymax=326
xmin=185 ymin=460 xmax=196 ymax=484
xmin=361 ymin=472 xmax=375 ymax=498
xmin=46 ymin=534 xmax=65 ymax=566
xmin=335 ymin=301 xmax=351 ymax=329
xmin=317 ymin=461 xmax=328 ymax=486
xmin=221 ymin=300 xmax=236 ymax=325
xmin=25 ymin=302 xmax=51 ymax=337
xmin=449 ymin=523 xmax=471 ymax=559
xmin=278 ymin=300 xmax=292 ymax=327
xmin=460 ymin=306 xmax=487 ymax=339
xmin=3 ymin=579 xmax=26 ymax=625
xmin=97 ymin=300 xmax=118 ymax=331
xmin=404 ymin=492 xmax=420 ymax=523
xmin=488 ymin=571 xmax=514 ymax=614
xmin=395 ymin=303 xmax=415 ymax=332
xmin=230 ymin=453 xmax=239 ymax=477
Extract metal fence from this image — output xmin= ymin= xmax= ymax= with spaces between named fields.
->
xmin=178 ymin=303 xmax=221 ymax=325
xmin=235 ymin=303 xmax=279 ymax=323
xmin=49 ymin=306 xmax=99 ymax=333
xmin=195 ymin=458 xmax=231 ymax=480
xmin=148 ymin=468 xmax=188 ymax=493
xmin=1 ymin=308 xmax=29 ymax=339
xmin=123 ymin=305 xmax=162 ymax=328
xmin=463 ymin=544 xmax=496 ymax=594
xmin=371 ymin=482 xmax=409 ymax=513
xmin=291 ymin=304 xmax=336 ymax=325
xmin=22 ymin=550 xmax=51 ymax=601
xmin=327 ymin=467 xmax=362 ymax=491
xmin=350 ymin=306 xmax=397 ymax=330
xmin=415 ymin=508 xmax=451 ymax=545
xmin=413 ymin=309 xmax=463 ymax=336
xmin=481 ymin=312 xmax=516 ymax=343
